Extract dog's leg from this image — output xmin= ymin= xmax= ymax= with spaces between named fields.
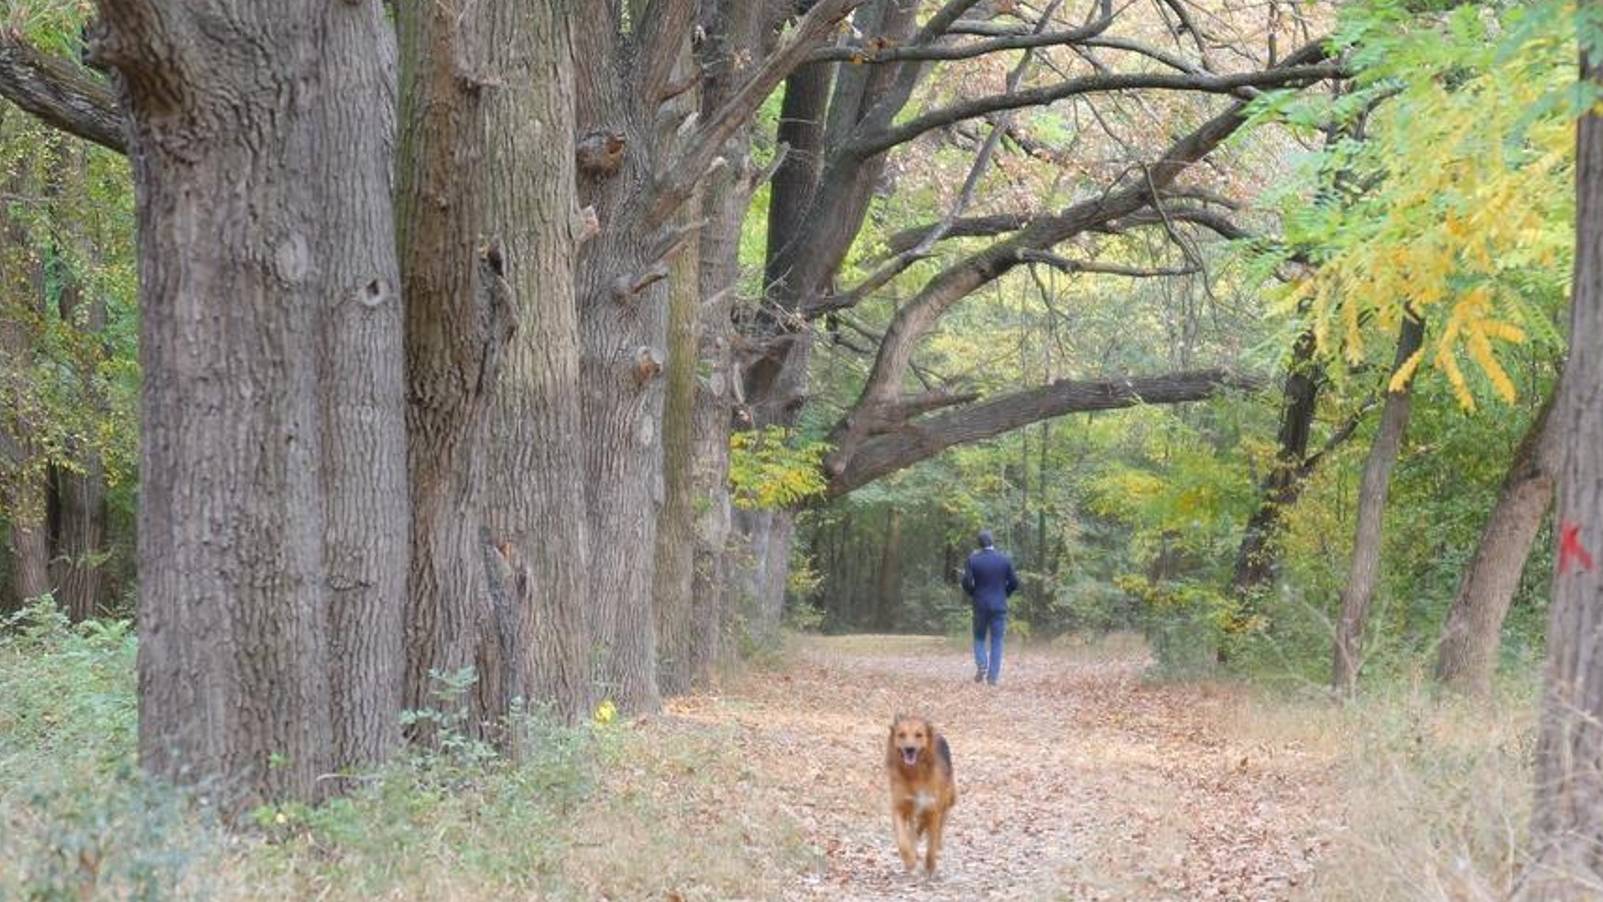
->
xmin=924 ymin=808 xmax=946 ymax=875
xmin=893 ymin=809 xmax=917 ymax=872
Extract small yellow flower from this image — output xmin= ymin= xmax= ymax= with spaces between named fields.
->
xmin=593 ymin=699 xmax=617 ymax=726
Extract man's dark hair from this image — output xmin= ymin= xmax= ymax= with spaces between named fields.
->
xmin=977 ymin=529 xmax=994 ymax=549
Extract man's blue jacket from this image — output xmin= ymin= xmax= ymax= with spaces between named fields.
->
xmin=962 ymin=546 xmax=1019 ymax=613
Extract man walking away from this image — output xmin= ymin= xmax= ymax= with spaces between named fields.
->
xmin=962 ymin=529 xmax=1018 ymax=685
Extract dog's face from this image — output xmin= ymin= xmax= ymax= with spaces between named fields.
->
xmin=889 ymin=715 xmax=934 ymax=768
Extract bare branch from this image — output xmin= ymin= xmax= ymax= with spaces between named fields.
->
xmin=850 ymin=63 xmax=1345 ymax=158
xmin=1297 ymin=399 xmax=1375 ymax=477
xmin=0 ymin=33 xmax=126 ymax=154
xmin=826 ymin=368 xmax=1260 ymax=493
xmin=820 ymin=39 xmax=1338 ymax=473
xmin=1158 ymin=0 xmax=1213 ymax=68
xmin=1082 ymin=35 xmax=1205 ymax=75
xmin=809 ymin=15 xmax=1112 ymax=64
xmin=837 ymin=25 xmax=1039 ymax=308
xmin=1107 ymin=205 xmax=1253 ymax=240
xmin=1018 ymin=249 xmax=1199 ymax=278
xmin=656 ymin=67 xmax=702 ymax=105
xmin=742 ymin=141 xmax=791 ymax=200
xmin=651 ymin=0 xmax=867 ymax=224
xmin=877 ymin=213 xmax=1033 ymax=259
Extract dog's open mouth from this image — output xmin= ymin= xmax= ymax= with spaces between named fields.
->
xmin=899 ymin=747 xmax=918 ymax=766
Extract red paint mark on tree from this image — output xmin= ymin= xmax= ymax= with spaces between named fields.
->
xmin=1558 ymin=521 xmax=1597 ymax=575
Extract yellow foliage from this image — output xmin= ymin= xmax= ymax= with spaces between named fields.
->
xmin=1286 ymin=31 xmax=1571 ymax=410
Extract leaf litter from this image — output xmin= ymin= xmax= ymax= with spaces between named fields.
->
xmin=658 ymin=635 xmax=1338 ymax=901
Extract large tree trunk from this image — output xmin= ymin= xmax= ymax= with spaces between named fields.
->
xmin=98 ymin=0 xmax=407 ymax=809
xmin=653 ymin=206 xmax=700 ymax=697
xmin=684 ymin=6 xmax=755 ymax=685
xmin=1434 ymin=389 xmax=1559 ymax=696
xmin=650 ymin=20 xmax=704 ymax=698
xmin=49 ymin=459 xmax=106 ymax=622
xmin=478 ymin=0 xmax=592 ymax=726
xmin=315 ymin=15 xmax=411 ymax=773
xmin=575 ymin=199 xmax=666 ymax=714
xmin=396 ymin=0 xmax=552 ymax=741
xmin=733 ymin=4 xmax=923 ymax=629
xmin=568 ymin=5 xmax=711 ymax=713
xmin=1331 ymin=315 xmax=1424 ymax=695
xmin=1525 ymin=27 xmax=1603 ymax=889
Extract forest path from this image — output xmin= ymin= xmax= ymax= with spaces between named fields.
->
xmin=663 ymin=635 xmax=1338 ymax=901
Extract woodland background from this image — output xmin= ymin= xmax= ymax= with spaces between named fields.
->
xmin=2 ymin=0 xmax=1601 ymax=897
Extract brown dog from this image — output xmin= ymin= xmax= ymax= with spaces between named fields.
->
xmin=885 ymin=714 xmax=957 ymax=875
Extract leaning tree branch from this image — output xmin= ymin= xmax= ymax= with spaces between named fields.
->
xmin=1082 ymin=35 xmax=1205 ymax=75
xmin=635 ymin=0 xmax=699 ymax=102
xmin=876 ymin=213 xmax=1034 ymax=260
xmin=849 ymin=62 xmax=1345 ymax=159
xmin=1105 ymin=205 xmax=1254 ymax=240
xmin=826 ymin=368 xmax=1260 ymax=494
xmin=1018 ymin=249 xmax=1199 ymax=277
xmin=0 ymin=33 xmax=126 ymax=154
xmin=809 ymin=13 xmax=1115 ymax=64
xmin=848 ymin=0 xmax=998 ymax=135
xmin=817 ymin=39 xmax=1339 ymax=476
xmin=650 ymin=0 xmax=866 ymax=224
xmin=875 ymin=189 xmax=1242 ymax=263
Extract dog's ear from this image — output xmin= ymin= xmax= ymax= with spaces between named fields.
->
xmin=923 ymin=719 xmax=937 ymax=742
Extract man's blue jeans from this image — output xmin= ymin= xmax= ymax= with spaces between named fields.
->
xmin=972 ymin=607 xmax=1006 ymax=685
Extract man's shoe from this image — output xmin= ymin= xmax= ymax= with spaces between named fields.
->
xmin=973 ymin=669 xmax=985 ymax=683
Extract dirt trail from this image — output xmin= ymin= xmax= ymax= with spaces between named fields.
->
xmin=664 ymin=635 xmax=1338 ymax=901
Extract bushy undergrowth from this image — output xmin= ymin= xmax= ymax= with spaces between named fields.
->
xmin=1 ymin=600 xmax=806 ymax=901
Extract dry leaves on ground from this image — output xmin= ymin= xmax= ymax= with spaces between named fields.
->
xmin=658 ymin=635 xmax=1338 ymax=901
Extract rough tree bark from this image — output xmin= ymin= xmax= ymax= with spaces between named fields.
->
xmin=570 ymin=0 xmax=860 ymax=709
xmin=1524 ymin=21 xmax=1603 ymax=888
xmin=94 ymin=0 xmax=408 ymax=808
xmin=672 ymin=0 xmax=786 ymax=688
xmin=0 ymin=34 xmax=125 ymax=153
xmin=1331 ymin=315 xmax=1424 ymax=695
xmin=1434 ymin=388 xmax=1559 ymax=697
xmin=572 ymin=18 xmax=671 ymax=714
xmin=397 ymin=0 xmax=553 ymax=741
xmin=653 ymin=182 xmax=701 ymax=698
xmin=478 ymin=0 xmax=593 ymax=726
xmin=649 ymin=7 xmax=705 ymax=697
xmin=314 ymin=11 xmax=411 ymax=774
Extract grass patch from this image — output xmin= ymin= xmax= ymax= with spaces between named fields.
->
xmin=1224 ymin=665 xmax=1540 ymax=901
xmin=1 ymin=601 xmax=811 ymax=900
